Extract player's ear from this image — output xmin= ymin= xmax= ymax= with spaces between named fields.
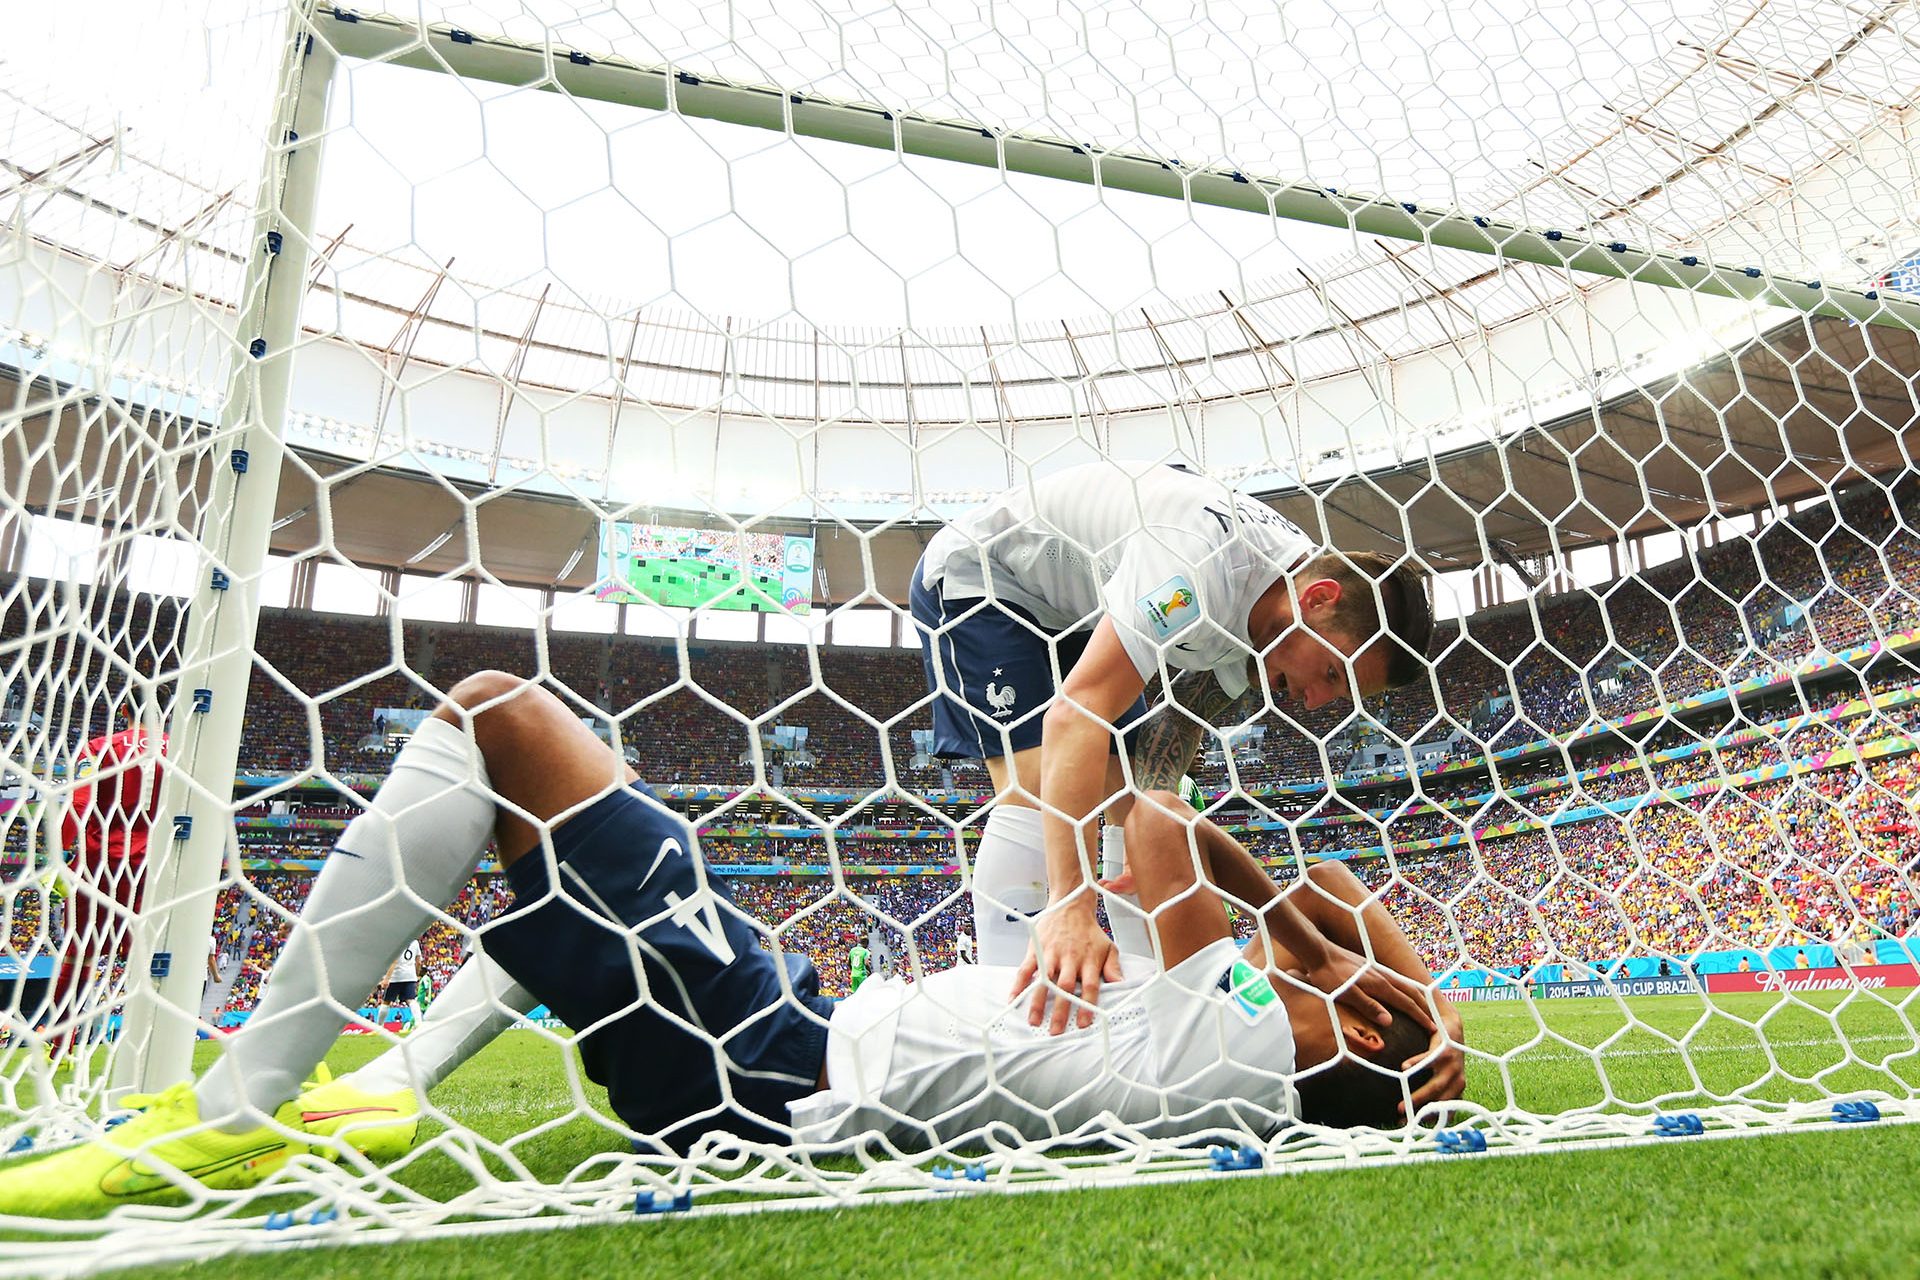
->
xmin=1340 ymin=1021 xmax=1385 ymax=1057
xmin=1299 ymin=577 xmax=1343 ymax=615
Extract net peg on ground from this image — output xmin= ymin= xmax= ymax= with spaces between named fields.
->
xmin=634 ymin=1190 xmax=693 ymax=1215
xmin=1436 ymin=1129 xmax=1488 ymax=1154
xmin=931 ymin=1161 xmax=987 ymax=1182
xmin=1207 ymin=1145 xmax=1263 ymax=1172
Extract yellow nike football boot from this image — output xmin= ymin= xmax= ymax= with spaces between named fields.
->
xmin=0 ymin=1082 xmax=317 ymax=1216
xmin=292 ymin=1065 xmax=420 ymax=1162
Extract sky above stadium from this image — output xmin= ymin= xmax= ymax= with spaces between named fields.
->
xmin=6 ymin=0 xmax=1756 ymax=330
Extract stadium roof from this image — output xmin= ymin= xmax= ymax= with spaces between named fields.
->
xmin=5 ymin=0 xmax=1920 ymax=594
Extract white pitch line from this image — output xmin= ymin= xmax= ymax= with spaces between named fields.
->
xmin=1505 ymin=1033 xmax=1916 ymax=1063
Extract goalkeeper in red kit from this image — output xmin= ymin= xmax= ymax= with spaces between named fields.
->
xmin=45 ymin=725 xmax=167 ymax=1057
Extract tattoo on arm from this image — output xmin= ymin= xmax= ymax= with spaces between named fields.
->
xmin=1130 ymin=667 xmax=1261 ymax=792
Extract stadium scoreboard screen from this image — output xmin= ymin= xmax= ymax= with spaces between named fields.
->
xmin=596 ymin=522 xmax=816 ymax=613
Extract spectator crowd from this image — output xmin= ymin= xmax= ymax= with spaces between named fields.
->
xmin=3 ymin=475 xmax=1917 ymax=1006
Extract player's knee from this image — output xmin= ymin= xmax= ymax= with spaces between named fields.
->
xmin=1306 ymin=860 xmax=1360 ymax=895
xmin=443 ymin=670 xmax=554 ymax=755
xmin=447 ymin=669 xmax=529 ymax=711
xmin=1124 ymin=788 xmax=1190 ymax=844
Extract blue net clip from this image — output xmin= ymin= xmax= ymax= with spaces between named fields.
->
xmin=230 ymin=448 xmax=250 ymax=473
xmin=932 ymin=1161 xmax=987 ymax=1185
xmin=1866 ymin=290 xmax=1880 ymax=300
xmin=1803 ymin=280 xmax=1820 ymax=290
xmin=332 ymin=8 xmax=360 ymax=22
xmin=248 ymin=338 xmax=267 ymax=358
xmin=1436 ymin=1129 xmax=1487 ymax=1154
xmin=1228 ymin=171 xmax=1248 ymax=184
xmin=307 ymin=1207 xmax=340 ymax=1226
xmin=634 ymin=1190 xmax=692 ymax=1215
xmin=1207 ymin=1144 xmax=1263 ymax=1172
xmin=8 ymin=1134 xmax=31 ymax=1155
xmin=1544 ymin=229 xmax=1563 ymax=241
xmin=193 ymin=688 xmax=213 ymax=713
xmin=1653 ymin=1113 xmax=1704 ymax=1137
xmin=1833 ymin=1100 xmax=1882 ymax=1124
xmin=569 ymin=50 xmax=592 ymax=66
xmin=172 ymin=815 xmax=193 ymax=840
xmin=1743 ymin=266 xmax=1762 ymax=278
xmin=265 ymin=231 xmax=283 ymax=255
xmin=1400 ymin=202 xmax=1418 ymax=214
xmin=264 ymin=1211 xmax=296 ymax=1231
xmin=1608 ymin=241 xmax=1627 ymax=253
xmin=449 ymin=28 xmax=473 ymax=44
xmin=1680 ymin=254 xmax=1699 ymax=266
xmin=1472 ymin=216 xmax=1490 ymax=228
xmin=150 ymin=951 xmax=171 ymax=978
xmin=210 ymin=568 xmax=230 ymax=592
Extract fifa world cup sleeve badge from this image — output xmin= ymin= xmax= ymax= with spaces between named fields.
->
xmin=1226 ymin=959 xmax=1280 ymax=1024
xmin=1137 ymin=574 xmax=1200 ymax=640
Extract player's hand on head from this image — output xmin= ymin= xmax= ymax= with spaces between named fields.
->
xmin=1015 ymin=905 xmax=1122 ymax=1035
xmin=1402 ymin=1020 xmax=1467 ymax=1120
xmin=1302 ymin=944 xmax=1437 ymax=1033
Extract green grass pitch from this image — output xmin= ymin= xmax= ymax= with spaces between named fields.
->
xmin=94 ymin=988 xmax=1920 ymax=1277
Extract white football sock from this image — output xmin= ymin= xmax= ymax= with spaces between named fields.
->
xmin=971 ymin=803 xmax=1047 ymax=967
xmin=196 ymin=718 xmax=496 ymax=1130
xmin=343 ymin=951 xmax=536 ymax=1095
xmin=1100 ymin=826 xmax=1155 ymax=962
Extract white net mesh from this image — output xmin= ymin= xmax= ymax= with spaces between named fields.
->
xmin=2 ymin=0 xmax=1919 ymax=1267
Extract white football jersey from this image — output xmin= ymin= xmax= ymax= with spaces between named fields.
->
xmin=390 ymin=941 xmax=420 ymax=983
xmin=919 ymin=462 xmax=1315 ymax=698
xmin=788 ymin=938 xmax=1295 ymax=1147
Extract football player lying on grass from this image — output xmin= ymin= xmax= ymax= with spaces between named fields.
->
xmin=0 ymin=675 xmax=1457 ymax=1214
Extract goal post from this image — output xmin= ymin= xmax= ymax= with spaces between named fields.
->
xmin=0 ymin=0 xmax=1918 ymax=1266
xmin=110 ymin=15 xmax=338 ymax=1097
xmin=316 ymin=7 xmax=1920 ymax=333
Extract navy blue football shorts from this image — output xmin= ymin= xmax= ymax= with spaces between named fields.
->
xmin=909 ymin=560 xmax=1150 ymax=760
xmin=480 ymin=782 xmax=832 ymax=1153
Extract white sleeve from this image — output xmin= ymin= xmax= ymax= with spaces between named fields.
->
xmin=1141 ymin=938 xmax=1296 ymax=1118
xmin=1100 ymin=538 xmax=1240 ymax=685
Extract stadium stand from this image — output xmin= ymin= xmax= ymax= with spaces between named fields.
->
xmin=3 ymin=478 xmax=1917 ymax=1011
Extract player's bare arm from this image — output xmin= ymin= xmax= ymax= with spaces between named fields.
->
xmin=1126 ymin=790 xmax=1435 ymax=1033
xmin=1288 ymin=861 xmax=1466 ymax=1114
xmin=1016 ymin=617 xmax=1147 ymax=1033
xmin=1128 ymin=666 xmax=1263 ymax=793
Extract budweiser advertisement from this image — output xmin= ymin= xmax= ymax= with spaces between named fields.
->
xmin=1705 ymin=964 xmax=1920 ymax=994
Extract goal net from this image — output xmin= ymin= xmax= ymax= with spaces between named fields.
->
xmin=3 ymin=0 xmax=1919 ymax=1266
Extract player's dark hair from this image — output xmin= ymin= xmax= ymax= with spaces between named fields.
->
xmin=1292 ymin=1010 xmax=1431 ymax=1130
xmin=1302 ymin=551 xmax=1433 ymax=689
